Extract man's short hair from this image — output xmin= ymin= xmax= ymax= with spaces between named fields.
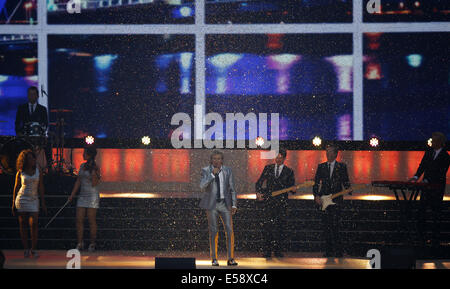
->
xmin=326 ymin=144 xmax=339 ymax=154
xmin=432 ymin=132 xmax=446 ymax=146
xmin=28 ymin=86 xmax=39 ymax=94
xmin=210 ymin=150 xmax=224 ymax=161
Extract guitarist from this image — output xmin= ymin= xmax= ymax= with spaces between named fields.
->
xmin=313 ymin=144 xmax=351 ymax=258
xmin=256 ymin=148 xmax=295 ymax=258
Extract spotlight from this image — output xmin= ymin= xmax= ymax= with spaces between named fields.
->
xmin=85 ymin=135 xmax=95 ymax=145
xmin=369 ymin=137 xmax=379 ymax=148
xmin=142 ymin=136 xmax=151 ymax=146
xmin=312 ymin=136 xmax=322 ymax=147
xmin=414 ymin=1 xmax=420 ymax=8
xmin=427 ymin=138 xmax=432 ymax=147
xmin=255 ymin=136 xmax=265 ymax=147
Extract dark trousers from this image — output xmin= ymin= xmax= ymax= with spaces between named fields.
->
xmin=261 ymin=199 xmax=287 ymax=255
xmin=417 ymin=188 xmax=444 ymax=248
xmin=322 ymin=204 xmax=342 ymax=255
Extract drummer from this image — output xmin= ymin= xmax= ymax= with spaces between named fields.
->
xmin=15 ymin=86 xmax=48 ymax=137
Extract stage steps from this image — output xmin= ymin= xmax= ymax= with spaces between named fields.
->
xmin=1 ymin=192 xmax=450 ymax=257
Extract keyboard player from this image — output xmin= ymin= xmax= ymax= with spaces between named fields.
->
xmin=409 ymin=132 xmax=450 ymax=252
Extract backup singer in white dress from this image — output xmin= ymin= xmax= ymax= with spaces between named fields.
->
xmin=69 ymin=147 xmax=101 ymax=252
xmin=12 ymin=149 xmax=47 ymax=258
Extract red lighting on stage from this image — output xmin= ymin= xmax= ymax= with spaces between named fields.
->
xmin=365 ymin=62 xmax=382 ymax=80
xmin=366 ymin=33 xmax=382 ymax=51
xmin=22 ymin=57 xmax=37 ymax=76
xmin=24 ymin=2 xmax=33 ymax=10
xmin=85 ymin=135 xmax=95 ymax=145
xmin=267 ymin=34 xmax=283 ymax=50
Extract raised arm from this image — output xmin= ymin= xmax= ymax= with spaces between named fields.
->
xmin=199 ymin=167 xmax=215 ymax=190
xmin=413 ymin=151 xmax=428 ymax=180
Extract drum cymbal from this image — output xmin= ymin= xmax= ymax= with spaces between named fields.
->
xmin=50 ymin=109 xmax=73 ymax=113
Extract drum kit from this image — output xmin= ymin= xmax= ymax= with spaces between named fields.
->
xmin=0 ymin=109 xmax=74 ymax=176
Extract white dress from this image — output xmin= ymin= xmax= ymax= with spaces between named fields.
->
xmin=76 ymin=163 xmax=100 ymax=209
xmin=15 ymin=168 xmax=40 ymax=213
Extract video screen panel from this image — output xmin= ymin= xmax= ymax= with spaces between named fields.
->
xmin=0 ymin=0 xmax=37 ymax=24
xmin=48 ymin=34 xmax=195 ymax=139
xmin=0 ymin=35 xmax=38 ymax=136
xmin=205 ymin=33 xmax=354 ymax=141
xmin=47 ymin=0 xmax=195 ymax=24
xmin=363 ymin=0 xmax=450 ymax=22
xmin=206 ymin=0 xmax=353 ymax=24
xmin=363 ymin=32 xmax=450 ymax=141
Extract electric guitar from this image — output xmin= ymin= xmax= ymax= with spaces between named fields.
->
xmin=256 ymin=181 xmax=314 ymax=200
xmin=318 ymin=184 xmax=365 ymax=211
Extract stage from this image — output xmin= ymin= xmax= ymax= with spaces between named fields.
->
xmin=3 ymin=250 xmax=450 ymax=269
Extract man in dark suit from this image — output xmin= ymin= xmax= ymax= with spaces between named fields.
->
xmin=199 ymin=150 xmax=238 ymax=267
xmin=313 ymin=144 xmax=350 ymax=257
xmin=15 ymin=86 xmax=48 ymax=136
xmin=256 ymin=148 xmax=295 ymax=258
xmin=410 ymin=132 xmax=450 ymax=251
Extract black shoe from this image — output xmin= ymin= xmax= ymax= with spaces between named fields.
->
xmin=335 ymin=252 xmax=343 ymax=258
xmin=274 ymin=252 xmax=284 ymax=258
xmin=324 ymin=252 xmax=334 ymax=258
xmin=262 ymin=252 xmax=272 ymax=258
xmin=212 ymin=259 xmax=219 ymax=266
xmin=227 ymin=259 xmax=238 ymax=266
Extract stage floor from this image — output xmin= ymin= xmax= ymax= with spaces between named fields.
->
xmin=3 ymin=250 xmax=450 ymax=269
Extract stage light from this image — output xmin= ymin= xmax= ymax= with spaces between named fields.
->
xmin=255 ymin=136 xmax=264 ymax=147
xmin=312 ymin=136 xmax=322 ymax=147
xmin=85 ymin=135 xmax=95 ymax=145
xmin=180 ymin=6 xmax=192 ymax=17
xmin=94 ymin=54 xmax=118 ymax=71
xmin=406 ymin=54 xmax=423 ymax=68
xmin=399 ymin=2 xmax=405 ymax=9
xmin=141 ymin=136 xmax=151 ymax=146
xmin=427 ymin=138 xmax=432 ymax=147
xmin=369 ymin=137 xmax=379 ymax=148
xmin=414 ymin=1 xmax=420 ymax=8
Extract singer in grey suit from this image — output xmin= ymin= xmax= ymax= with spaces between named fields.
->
xmin=199 ymin=150 xmax=238 ymax=266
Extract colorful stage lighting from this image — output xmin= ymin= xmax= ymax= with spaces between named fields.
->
xmin=255 ymin=136 xmax=264 ymax=147
xmin=141 ymin=136 xmax=151 ymax=146
xmin=312 ymin=136 xmax=322 ymax=147
xmin=85 ymin=135 xmax=95 ymax=145
xmin=369 ymin=137 xmax=379 ymax=148
xmin=406 ymin=54 xmax=423 ymax=68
